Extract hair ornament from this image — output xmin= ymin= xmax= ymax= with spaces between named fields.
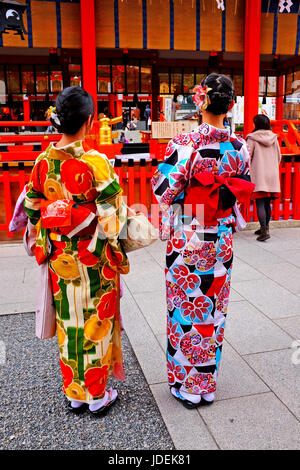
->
xmin=47 ymin=106 xmax=61 ymax=126
xmin=193 ymin=84 xmax=212 ymax=110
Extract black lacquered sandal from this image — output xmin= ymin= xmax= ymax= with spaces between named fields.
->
xmin=199 ymin=397 xmax=214 ymax=407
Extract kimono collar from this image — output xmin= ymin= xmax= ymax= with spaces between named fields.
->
xmin=48 ymin=140 xmax=85 ymax=160
xmin=198 ymin=123 xmax=231 ymax=142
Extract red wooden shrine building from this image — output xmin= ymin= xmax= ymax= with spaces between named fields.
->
xmin=1 ymin=0 xmax=300 ymax=134
xmin=1 ymin=0 xmax=300 ymax=241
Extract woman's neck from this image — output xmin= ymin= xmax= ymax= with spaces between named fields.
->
xmin=201 ymin=111 xmax=226 ymax=130
xmin=55 ymin=131 xmax=85 ymax=149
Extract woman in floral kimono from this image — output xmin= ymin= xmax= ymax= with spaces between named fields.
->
xmin=152 ymin=74 xmax=253 ymax=409
xmin=24 ymin=87 xmax=129 ymax=415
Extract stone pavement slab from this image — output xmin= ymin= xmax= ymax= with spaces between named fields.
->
xmin=133 ymin=291 xmax=167 ymax=336
xmin=229 ymin=288 xmax=244 ymax=302
xmin=150 ymin=383 xmax=218 ymax=450
xmin=273 ymin=316 xmax=300 ymax=339
xmin=198 ymin=392 xmax=300 ymax=450
xmin=225 ymin=301 xmax=292 ymax=355
xmin=276 ymin=249 xmax=300 ymax=268
xmin=253 ymin=262 xmax=300 ymax=295
xmin=124 ymin=253 xmax=164 ymax=295
xmin=231 ymin=258 xmax=264 ymax=282
xmin=244 ymin=348 xmax=300 ymax=420
xmin=231 ymin=278 xmax=300 ymax=320
xmin=233 ymin=238 xmax=284 ymax=266
xmin=121 ymin=283 xmax=167 ymax=385
xmin=214 ymin=340 xmax=269 ymax=400
xmin=0 ymin=245 xmax=29 ymax=258
xmin=0 ymin=245 xmax=38 ymax=315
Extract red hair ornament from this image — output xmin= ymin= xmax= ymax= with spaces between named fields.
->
xmin=192 ymin=85 xmax=212 ymax=110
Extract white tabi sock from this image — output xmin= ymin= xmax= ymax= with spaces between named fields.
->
xmin=171 ymin=387 xmax=201 ymax=404
xmin=89 ymin=391 xmax=109 ymax=412
xmin=202 ymin=392 xmax=215 ymax=402
xmin=70 ymin=400 xmax=84 ymax=408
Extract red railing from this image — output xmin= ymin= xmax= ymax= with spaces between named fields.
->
xmin=241 ymin=160 xmax=300 ymax=221
xmin=1 ymin=121 xmax=300 ymax=242
xmin=271 ymin=120 xmax=300 ymax=155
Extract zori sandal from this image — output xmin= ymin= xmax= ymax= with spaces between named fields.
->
xmin=89 ymin=388 xmax=118 ymax=416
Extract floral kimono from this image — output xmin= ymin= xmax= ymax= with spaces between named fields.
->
xmin=151 ymin=123 xmax=250 ymax=398
xmin=24 ymin=140 xmax=129 ymax=404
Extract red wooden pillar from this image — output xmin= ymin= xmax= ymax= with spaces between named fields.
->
xmin=109 ymin=94 xmax=115 ymax=116
xmin=23 ymin=95 xmax=30 ymax=121
xmin=151 ymin=62 xmax=159 ymax=122
xmin=244 ymin=0 xmax=262 ymax=138
xmin=80 ymin=0 xmax=98 ymax=112
xmin=276 ymin=75 xmax=284 ymax=120
xmin=116 ymin=95 xmax=123 ymax=117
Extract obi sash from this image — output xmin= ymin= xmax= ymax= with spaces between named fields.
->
xmin=40 ymin=199 xmax=97 ymax=238
xmin=184 ymin=171 xmax=255 ymax=226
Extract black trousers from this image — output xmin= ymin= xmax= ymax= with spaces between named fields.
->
xmin=255 ymin=197 xmax=272 ymax=228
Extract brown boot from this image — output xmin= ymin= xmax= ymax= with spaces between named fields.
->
xmin=255 ymin=225 xmax=269 ymax=236
xmin=256 ymin=227 xmax=270 ymax=242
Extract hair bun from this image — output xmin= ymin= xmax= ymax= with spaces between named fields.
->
xmin=54 ymin=86 xmax=94 ymax=135
xmin=202 ymin=73 xmax=235 ymax=116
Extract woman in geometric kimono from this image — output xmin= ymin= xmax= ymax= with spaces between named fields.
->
xmin=24 ymin=87 xmax=129 ymax=415
xmin=152 ymin=74 xmax=253 ymax=409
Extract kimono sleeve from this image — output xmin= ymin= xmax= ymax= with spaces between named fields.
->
xmin=24 ymin=159 xmax=45 ymax=225
xmin=81 ymin=151 xmax=127 ymax=259
xmin=238 ymin=140 xmax=251 ymax=177
xmin=151 ymin=139 xmax=193 ymax=207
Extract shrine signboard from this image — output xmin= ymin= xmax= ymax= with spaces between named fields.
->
xmin=151 ymin=121 xmax=198 ymax=139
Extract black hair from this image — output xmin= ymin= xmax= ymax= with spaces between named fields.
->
xmin=201 ymin=73 xmax=235 ymax=115
xmin=253 ymin=114 xmax=271 ymax=132
xmin=51 ymin=86 xmax=94 ymax=135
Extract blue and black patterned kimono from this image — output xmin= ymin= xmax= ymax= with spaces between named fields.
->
xmin=152 ymin=123 xmax=250 ymax=398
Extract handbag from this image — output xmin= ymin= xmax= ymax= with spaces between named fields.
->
xmin=121 ymin=206 xmax=159 ymax=252
xmin=23 ymin=221 xmax=56 ymax=339
xmin=35 ymin=262 xmax=56 ymax=339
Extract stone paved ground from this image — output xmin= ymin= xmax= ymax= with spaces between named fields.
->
xmin=0 ymin=226 xmax=300 ymax=450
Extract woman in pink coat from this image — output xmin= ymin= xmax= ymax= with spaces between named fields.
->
xmin=246 ymin=115 xmax=281 ymax=241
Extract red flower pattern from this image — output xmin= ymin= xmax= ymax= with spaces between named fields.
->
xmin=60 ymin=159 xmax=93 ymax=195
xmin=167 ymin=318 xmax=181 ymax=349
xmin=180 ymin=295 xmax=212 ymax=322
xmin=97 ymin=289 xmax=117 ymax=320
xmin=167 ymin=357 xmax=186 ymax=385
xmin=217 ymin=233 xmax=232 ymax=263
xmin=172 ymin=265 xmax=200 ymax=293
xmin=84 ymin=366 xmax=108 ymax=398
xmin=59 ymin=359 xmax=74 ymax=392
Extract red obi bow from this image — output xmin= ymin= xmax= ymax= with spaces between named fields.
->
xmin=40 ymin=199 xmax=97 ymax=237
xmin=184 ymin=171 xmax=255 ymax=225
